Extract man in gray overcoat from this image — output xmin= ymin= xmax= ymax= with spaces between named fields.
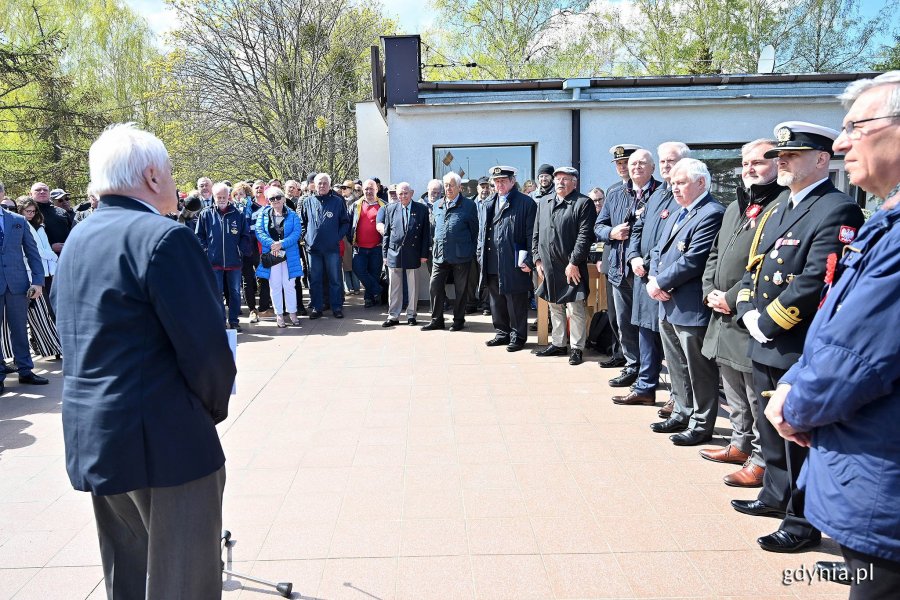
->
xmin=533 ymin=167 xmax=597 ymax=365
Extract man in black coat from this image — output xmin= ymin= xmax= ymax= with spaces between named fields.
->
xmin=53 ymin=124 xmax=235 ymax=599
xmin=595 ymin=148 xmax=661 ymax=386
xmin=533 ymin=167 xmax=596 ymax=366
xmin=478 ymin=166 xmax=536 ymax=352
xmin=616 ymin=142 xmax=689 ymax=411
xmin=732 ymin=121 xmax=864 ymax=554
xmin=699 ymin=138 xmax=785 ymax=488
xmin=381 ymin=182 xmax=431 ymax=327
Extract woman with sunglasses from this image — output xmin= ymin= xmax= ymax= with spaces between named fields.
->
xmin=255 ymin=187 xmax=303 ymax=327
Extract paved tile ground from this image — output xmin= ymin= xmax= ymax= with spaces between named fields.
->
xmin=0 ymin=298 xmax=851 ymax=599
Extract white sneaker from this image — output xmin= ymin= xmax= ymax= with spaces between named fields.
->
xmin=249 ymin=310 xmax=259 ymax=323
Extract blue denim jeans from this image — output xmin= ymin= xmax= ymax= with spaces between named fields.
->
xmin=215 ymin=269 xmax=243 ymax=325
xmin=352 ymin=246 xmax=383 ymax=301
xmin=308 ymin=251 xmax=343 ymax=312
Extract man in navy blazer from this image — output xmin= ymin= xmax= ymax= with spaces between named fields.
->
xmin=381 ymin=182 xmax=431 ymax=327
xmin=0 ymin=205 xmax=47 ymax=393
xmin=648 ymin=158 xmax=725 ymax=446
xmin=53 ymin=124 xmax=235 ymax=599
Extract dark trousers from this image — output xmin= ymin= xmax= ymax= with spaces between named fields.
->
xmin=214 ymin=269 xmax=242 ymax=325
xmin=242 ymin=254 xmax=271 ymax=312
xmin=0 ymin=291 xmax=34 ymax=375
xmin=605 ymin=277 xmax=624 ymax=360
xmin=841 ymin=544 xmax=900 ymax=599
xmin=43 ymin=274 xmax=56 ymax=319
xmin=753 ymin=361 xmax=818 ymax=540
xmin=429 ymin=260 xmax=471 ymax=324
xmin=485 ymin=274 xmax=529 ymax=343
xmin=352 ymin=246 xmax=383 ymax=302
xmin=634 ymin=325 xmax=663 ymax=397
xmin=466 ymin=259 xmax=486 ymax=309
xmin=611 ymin=277 xmax=639 ymax=367
xmin=92 ymin=466 xmax=226 ymax=600
xmin=308 ymin=251 xmax=343 ymax=312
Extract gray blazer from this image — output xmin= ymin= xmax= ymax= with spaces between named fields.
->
xmin=0 ymin=208 xmax=44 ymax=293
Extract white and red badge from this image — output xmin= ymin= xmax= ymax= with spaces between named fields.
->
xmin=838 ymin=225 xmax=857 ymax=244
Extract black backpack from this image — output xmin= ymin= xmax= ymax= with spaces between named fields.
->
xmin=586 ymin=310 xmax=616 ymax=355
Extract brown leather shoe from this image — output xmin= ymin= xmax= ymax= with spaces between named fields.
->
xmin=699 ymin=444 xmax=750 ymax=465
xmin=657 ymin=398 xmax=674 ymax=418
xmin=612 ymin=391 xmax=655 ymax=406
xmin=724 ymin=461 xmax=765 ymax=487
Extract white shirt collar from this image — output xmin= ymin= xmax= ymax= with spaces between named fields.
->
xmin=681 ymin=191 xmax=709 ymax=214
xmin=133 ymin=198 xmax=161 ymax=215
xmin=791 ymin=177 xmax=829 ymax=207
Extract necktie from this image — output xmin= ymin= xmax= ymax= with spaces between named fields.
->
xmin=672 ymin=208 xmax=688 ymax=233
xmin=403 ymin=206 xmax=409 ymax=231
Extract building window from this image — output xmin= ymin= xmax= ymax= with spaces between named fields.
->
xmin=687 ymin=145 xmax=742 ymax=204
xmin=433 ymin=144 xmax=535 ymax=197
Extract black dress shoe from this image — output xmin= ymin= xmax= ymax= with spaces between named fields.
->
xmin=333 ymin=310 xmax=344 ymax=319
xmin=448 ymin=321 xmax=465 ymax=331
xmin=730 ymin=499 xmax=786 ymax=518
xmin=815 ymin=561 xmax=851 ymax=585
xmin=364 ymin=299 xmax=375 ymax=308
xmin=407 ymin=318 xmax=417 ymax=325
xmin=3 ymin=363 xmax=16 ymax=374
xmin=309 ymin=310 xmax=322 ymax=319
xmin=650 ymin=417 xmax=687 ymax=433
xmin=485 ymin=336 xmax=509 ymax=347
xmin=18 ymin=373 xmax=49 ymax=385
xmin=465 ymin=306 xmax=478 ymax=314
xmin=670 ymin=430 xmax=712 ymax=446
xmin=758 ymin=529 xmax=821 ymax=553
xmin=569 ymin=349 xmax=583 ymax=365
xmin=609 ymin=367 xmax=638 ymax=387
xmin=506 ymin=341 xmax=526 ymax=352
xmin=298 ymin=305 xmax=308 ymax=316
xmin=528 ymin=321 xmax=538 ymax=331
xmin=600 ymin=356 xmax=627 ymax=368
xmin=382 ymin=319 xmax=399 ymax=328
xmin=535 ymin=344 xmax=567 ymax=357
xmin=421 ymin=320 xmax=445 ymax=331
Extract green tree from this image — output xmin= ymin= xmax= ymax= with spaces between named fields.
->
xmin=871 ymin=33 xmax=900 ymax=71
xmin=162 ymin=0 xmax=396 ymax=185
xmin=0 ymin=0 xmax=157 ymax=195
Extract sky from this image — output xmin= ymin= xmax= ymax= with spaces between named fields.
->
xmin=126 ymin=0 xmax=890 ymax=51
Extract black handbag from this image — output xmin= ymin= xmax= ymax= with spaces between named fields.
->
xmin=260 ymin=250 xmax=286 ymax=268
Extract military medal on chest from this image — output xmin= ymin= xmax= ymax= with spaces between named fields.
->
xmin=772 ymin=271 xmax=784 ymax=285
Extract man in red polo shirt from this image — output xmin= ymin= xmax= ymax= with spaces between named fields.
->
xmin=349 ymin=179 xmax=386 ymax=307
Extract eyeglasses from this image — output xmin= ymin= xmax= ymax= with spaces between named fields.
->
xmin=269 ymin=195 xmax=285 ymax=201
xmin=841 ymin=114 xmax=899 ymax=139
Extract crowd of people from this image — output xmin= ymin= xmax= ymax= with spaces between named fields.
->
xmin=5 ymin=71 xmax=897 ymax=599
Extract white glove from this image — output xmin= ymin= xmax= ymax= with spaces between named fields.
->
xmin=742 ymin=309 xmax=772 ymax=344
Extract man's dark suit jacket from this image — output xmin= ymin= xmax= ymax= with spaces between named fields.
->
xmin=382 ymin=201 xmax=432 ymax=269
xmin=53 ymin=195 xmax=236 ymax=496
xmin=650 ymin=193 xmax=725 ymax=328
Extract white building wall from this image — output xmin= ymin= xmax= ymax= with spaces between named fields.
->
xmin=386 ymin=107 xmax=572 ymax=191
xmin=356 ymin=101 xmax=391 ymax=182
xmin=360 ymin=96 xmax=846 ymax=192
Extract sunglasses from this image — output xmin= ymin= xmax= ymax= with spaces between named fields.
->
xmin=269 ymin=195 xmax=285 ymax=201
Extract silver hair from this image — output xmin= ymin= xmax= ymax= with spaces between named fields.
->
xmin=397 ymin=182 xmax=412 ymax=193
xmin=741 ymin=138 xmax=777 ymax=157
xmin=838 ymin=71 xmax=900 ymax=114
xmin=671 ymin=158 xmax=711 ymax=189
xmin=314 ymin=173 xmax=331 ymax=185
xmin=442 ymin=172 xmax=462 ymax=186
xmin=657 ymin=141 xmax=691 ymax=160
xmin=211 ymin=182 xmax=229 ymax=196
xmin=265 ymin=186 xmax=285 ymax=199
xmin=629 ymin=148 xmax=655 ymax=166
xmin=285 ymin=179 xmax=300 ymax=189
xmin=427 ymin=178 xmax=442 ymax=190
xmin=197 ymin=176 xmax=212 ymax=186
xmin=89 ymin=123 xmax=170 ymax=196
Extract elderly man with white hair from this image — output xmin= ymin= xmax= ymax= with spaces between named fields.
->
xmin=299 ymin=172 xmax=350 ymax=319
xmin=421 ymin=172 xmax=479 ymax=331
xmin=53 ymin=123 xmax=234 ymax=599
xmin=647 ymin=158 xmax=725 ymax=447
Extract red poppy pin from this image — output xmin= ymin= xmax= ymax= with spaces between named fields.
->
xmin=660 ymin=209 xmax=670 ymax=219
xmin=745 ymin=204 xmax=762 ymax=219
